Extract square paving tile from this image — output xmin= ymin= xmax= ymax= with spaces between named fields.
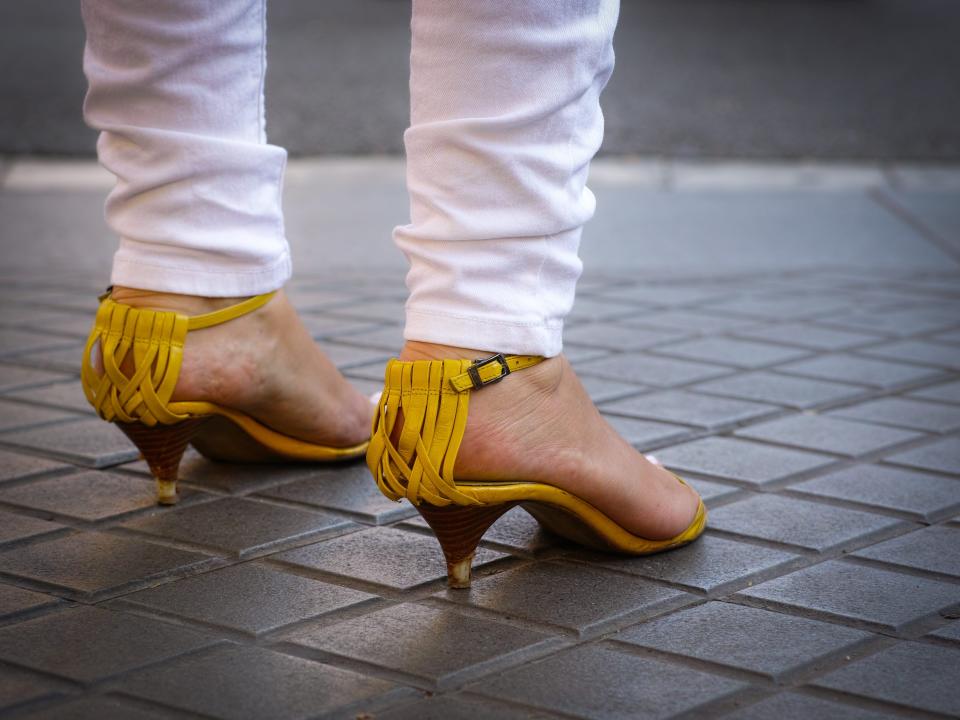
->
xmin=0 ymin=666 xmax=63 ymax=713
xmin=481 ymin=506 xmax=558 ymax=555
xmin=602 ymin=390 xmax=778 ymax=429
xmin=477 ymin=644 xmax=746 ymax=720
xmin=691 ymin=370 xmax=866 ymax=409
xmin=0 ymin=582 xmax=60 ymax=623
xmin=617 ymin=601 xmax=871 ymax=680
xmin=375 ymin=694 xmax=552 ymax=720
xmin=121 ymin=562 xmax=375 ymax=635
xmin=0 ymin=364 xmax=72 ymax=393
xmin=708 ymin=494 xmax=904 ymax=552
xmin=791 ymin=464 xmax=960 ymax=521
xmin=325 ymin=324 xmax=404 ymax=352
xmin=0 ymin=531 xmax=215 ymax=600
xmin=909 ymin=379 xmax=960 ymax=403
xmin=123 ymin=498 xmax=352 ymax=558
xmin=622 ymin=310 xmax=756 ymax=334
xmin=578 ymin=353 xmax=730 ymax=387
xmin=884 ymin=436 xmax=960 ymax=476
xmin=275 ymin=526 xmax=504 ymax=590
xmin=0 ymin=400 xmax=74 ymax=432
xmin=0 ymin=605 xmax=214 ymax=682
xmin=288 ymin=602 xmax=553 ymax=687
xmin=118 ymin=644 xmax=402 ymax=720
xmin=0 ymin=470 xmax=160 ymax=522
xmin=737 ymin=559 xmax=960 ymax=632
xmin=259 ymin=463 xmax=417 ymax=524
xmin=655 ymin=436 xmax=836 ymax=486
xmin=851 ymin=525 xmax=960 ymax=579
xmin=684 ymin=477 xmax=743 ymax=504
xmin=0 ymin=448 xmax=68 ymax=483
xmin=0 ymin=418 xmax=138 ymax=468
xmin=441 ymin=561 xmax=691 ymax=635
xmin=579 ymin=534 xmax=799 ymax=594
xmin=829 ymin=397 xmax=960 ymax=433
xmin=734 ymin=414 xmax=921 ymax=457
xmin=596 ymin=284 xmax=732 ymax=307
xmin=776 ymin=354 xmax=942 ymax=388
xmin=858 ymin=339 xmax=960 ymax=370
xmin=16 ymin=696 xmax=177 ymax=720
xmin=813 ymin=642 xmax=960 ymax=717
xmin=563 ymin=322 xmax=688 ymax=351
xmin=732 ymin=322 xmax=883 ymax=351
xmin=0 ymin=509 xmax=65 ymax=547
xmin=6 ymin=379 xmax=95 ymax=414
xmin=578 ymin=375 xmax=647 ymax=403
xmin=602 ymin=415 xmax=692 ymax=448
xmin=929 ymin=621 xmax=960 ymax=644
xmin=707 ymin=294 xmax=847 ymax=320
xmin=725 ymin=692 xmax=902 ymax=720
xmin=651 ymin=337 xmax=809 ymax=368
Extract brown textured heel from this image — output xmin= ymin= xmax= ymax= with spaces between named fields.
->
xmin=416 ymin=502 xmax=515 ymax=588
xmin=117 ymin=418 xmax=210 ymax=505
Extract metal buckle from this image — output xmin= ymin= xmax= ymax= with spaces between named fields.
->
xmin=467 ymin=353 xmax=510 ymax=390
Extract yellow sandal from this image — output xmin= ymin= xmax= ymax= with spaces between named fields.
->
xmin=367 ymin=353 xmax=706 ymax=588
xmin=81 ymin=289 xmax=368 ymax=504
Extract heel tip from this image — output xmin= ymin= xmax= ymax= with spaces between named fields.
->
xmin=446 ymin=556 xmax=474 ymax=589
xmin=156 ymin=480 xmax=179 ymax=505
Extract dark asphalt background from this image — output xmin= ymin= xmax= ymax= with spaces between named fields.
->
xmin=2 ymin=0 xmax=959 ymax=159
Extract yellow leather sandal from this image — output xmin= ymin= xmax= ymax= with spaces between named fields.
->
xmin=81 ymin=289 xmax=369 ymax=504
xmin=367 ymin=353 xmax=706 ymax=588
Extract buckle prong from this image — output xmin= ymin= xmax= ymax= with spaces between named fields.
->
xmin=468 ymin=353 xmax=510 ymax=390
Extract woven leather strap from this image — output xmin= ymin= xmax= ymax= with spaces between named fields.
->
xmin=366 ymin=355 xmax=544 ymax=507
xmin=80 ymin=291 xmax=276 ymax=426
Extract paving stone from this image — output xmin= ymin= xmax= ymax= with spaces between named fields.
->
xmin=0 ymin=449 xmax=68 ymax=483
xmin=298 ymin=313 xmax=382 ymax=339
xmin=654 ymin=436 xmax=836 ymax=485
xmin=288 ymin=602 xmax=552 ymax=686
xmin=652 ymin=337 xmax=810 ymax=369
xmin=0 ymin=666 xmax=63 ymax=713
xmin=325 ymin=324 xmax=404 ymax=352
xmin=7 ymin=379 xmax=94 ymax=414
xmin=684 ymin=477 xmax=743 ymax=504
xmin=0 ymin=418 xmax=138 ymax=468
xmin=0 ymin=364 xmax=72 ymax=393
xmin=858 ymin=339 xmax=960 ymax=370
xmin=692 ymin=370 xmax=866 ymax=409
xmin=595 ymin=284 xmax=732 ymax=307
xmin=376 ymin=694 xmax=553 ymax=720
xmin=0 ymin=470 xmax=160 ymax=522
xmin=259 ymin=463 xmax=416 ymax=524
xmin=707 ymin=294 xmax=848 ymax=321
xmin=790 ymin=464 xmax=960 ymax=521
xmin=709 ymin=494 xmax=903 ymax=552
xmin=0 ymin=328 xmax=76 ymax=358
xmin=813 ymin=642 xmax=960 ymax=717
xmin=825 ymin=308 xmax=959 ymax=336
xmin=618 ymin=601 xmax=871 ymax=680
xmin=724 ymin=692 xmax=901 ymax=720
xmin=622 ymin=310 xmax=756 ymax=334
xmin=578 ymin=375 xmax=647 ymax=403
xmin=852 ymin=525 xmax=960 ymax=578
xmin=0 ymin=531 xmax=215 ymax=600
xmin=602 ymin=415 xmax=692 ymax=448
xmin=563 ymin=322 xmax=688 ymax=351
xmin=478 ymin=644 xmax=746 ymax=720
xmin=0 ymin=605 xmax=214 ymax=682
xmin=910 ymin=379 xmax=960 ymax=403
xmin=735 ymin=414 xmax=921 ymax=457
xmin=602 ymin=390 xmax=778 ymax=429
xmin=732 ymin=322 xmax=883 ymax=351
xmin=737 ymin=560 xmax=960 ymax=632
xmin=0 ymin=508 xmax=65 ymax=546
xmin=122 ymin=562 xmax=375 ymax=635
xmin=441 ymin=561 xmax=690 ymax=634
xmin=578 ymin=352 xmax=730 ymax=387
xmin=562 ymin=345 xmax=611 ymax=364
xmin=482 ymin=506 xmax=557 ymax=555
xmin=118 ymin=644 xmax=401 ymax=720
xmin=328 ymin=299 xmax=408 ymax=325
xmin=275 ymin=526 xmax=504 ymax=590
xmin=123 ymin=498 xmax=351 ymax=558
xmin=564 ymin=297 xmax=637 ymax=324
xmin=884 ymin=436 xmax=960 ymax=475
xmin=17 ymin=696 xmax=175 ymax=720
xmin=934 ymin=329 xmax=960 ymax=345
xmin=929 ymin=621 xmax=960 ymax=644
xmin=776 ymin=354 xmax=942 ymax=388
xmin=12 ymin=343 xmax=87 ymax=374
xmin=0 ymin=582 xmax=59 ymax=623
xmin=829 ymin=396 xmax=960 ymax=432
xmin=325 ymin=343 xmax=391 ymax=370
xmin=0 ymin=399 xmax=74 ymax=432
xmin=582 ymin=534 xmax=798 ymax=594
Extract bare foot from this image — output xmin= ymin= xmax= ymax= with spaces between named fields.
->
xmin=400 ymin=341 xmax=701 ymax=539
xmin=108 ymin=287 xmax=372 ymax=448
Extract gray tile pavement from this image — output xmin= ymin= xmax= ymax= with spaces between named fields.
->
xmin=0 ymin=163 xmax=959 ymax=717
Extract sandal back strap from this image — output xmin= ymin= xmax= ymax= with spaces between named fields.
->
xmin=80 ymin=291 xmax=277 ymax=426
xmin=367 ymin=354 xmax=543 ymax=507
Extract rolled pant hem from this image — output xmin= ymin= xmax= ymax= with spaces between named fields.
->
xmin=404 ymin=308 xmax=563 ymax=357
xmin=110 ymin=248 xmax=292 ymax=297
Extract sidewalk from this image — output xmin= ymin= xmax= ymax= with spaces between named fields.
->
xmin=0 ymin=158 xmax=958 ymax=719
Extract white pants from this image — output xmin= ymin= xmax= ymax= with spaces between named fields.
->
xmin=82 ymin=0 xmax=618 ymax=356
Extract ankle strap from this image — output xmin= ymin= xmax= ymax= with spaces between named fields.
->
xmin=449 ymin=354 xmax=544 ymax=392
xmin=187 ymin=291 xmax=277 ymax=330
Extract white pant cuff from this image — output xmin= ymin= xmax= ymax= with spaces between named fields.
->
xmin=404 ymin=308 xmax=563 ymax=358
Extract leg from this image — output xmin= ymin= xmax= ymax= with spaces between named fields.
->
xmin=396 ymin=0 xmax=699 ymax=539
xmin=81 ymin=0 xmax=370 ymax=452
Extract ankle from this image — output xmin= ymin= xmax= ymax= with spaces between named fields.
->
xmin=110 ymin=286 xmax=252 ymax=315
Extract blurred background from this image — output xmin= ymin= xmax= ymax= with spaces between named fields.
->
xmin=3 ymin=0 xmax=960 ymax=160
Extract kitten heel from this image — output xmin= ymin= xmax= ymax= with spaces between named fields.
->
xmin=117 ymin=418 xmax=210 ymax=504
